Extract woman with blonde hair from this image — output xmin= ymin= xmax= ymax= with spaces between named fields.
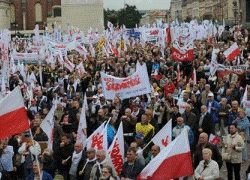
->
xmin=195 ymin=148 xmax=219 ymax=180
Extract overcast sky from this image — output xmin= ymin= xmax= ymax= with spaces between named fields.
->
xmin=103 ymin=0 xmax=170 ymax=10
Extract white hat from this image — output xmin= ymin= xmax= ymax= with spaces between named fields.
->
xmin=208 ymin=92 xmax=214 ymax=97
xmin=92 ymin=95 xmax=98 ymax=99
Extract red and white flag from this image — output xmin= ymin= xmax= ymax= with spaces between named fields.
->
xmin=0 ymin=86 xmax=30 ymax=140
xmin=40 ymin=106 xmax=55 ymax=149
xmin=86 ymin=122 xmax=106 ymax=150
xmin=137 ymin=129 xmax=193 ymax=180
xmin=108 ymin=122 xmax=124 ymax=176
xmin=151 ymin=119 xmax=172 ymax=150
xmin=209 ymin=133 xmax=220 ymax=145
xmin=64 ymin=58 xmax=75 ymax=72
xmin=76 ymin=104 xmax=87 ymax=147
xmin=223 ymin=42 xmax=240 ymax=61
xmin=171 ymin=40 xmax=194 ymax=62
xmin=75 ymin=41 xmax=87 ymax=57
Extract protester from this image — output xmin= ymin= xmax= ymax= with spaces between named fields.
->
xmin=193 ymin=133 xmax=223 ymax=169
xmin=89 ymin=150 xmax=117 ymax=180
xmin=26 ymin=159 xmax=53 ymax=180
xmin=222 ymin=124 xmax=244 ymax=180
xmin=194 ymin=148 xmax=220 ymax=180
xmin=120 ymin=147 xmax=144 ymax=180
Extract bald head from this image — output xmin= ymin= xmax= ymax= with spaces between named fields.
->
xmin=199 ymin=133 xmax=209 ymax=145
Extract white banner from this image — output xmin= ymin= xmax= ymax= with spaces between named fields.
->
xmin=101 ymin=63 xmax=151 ymax=100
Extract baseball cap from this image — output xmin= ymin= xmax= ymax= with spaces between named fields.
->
xmin=135 ymin=132 xmax=144 ymax=139
xmin=208 ymin=92 xmax=214 ymax=97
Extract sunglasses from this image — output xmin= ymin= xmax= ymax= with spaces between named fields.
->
xmin=102 ymin=171 xmax=109 ymax=173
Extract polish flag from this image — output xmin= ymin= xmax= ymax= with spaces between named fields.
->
xmin=76 ymin=103 xmax=87 ymax=147
xmin=137 ymin=129 xmax=193 ymax=180
xmin=40 ymin=106 xmax=55 ymax=149
xmin=108 ymin=122 xmax=124 ymax=176
xmin=86 ymin=121 xmax=105 ymax=150
xmin=152 ymin=119 xmax=172 ymax=150
xmin=223 ymin=42 xmax=240 ymax=61
xmin=0 ymin=86 xmax=29 ymax=140
xmin=209 ymin=134 xmax=220 ymax=145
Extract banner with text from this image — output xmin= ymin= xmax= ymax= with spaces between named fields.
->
xmin=101 ymin=63 xmax=151 ymax=100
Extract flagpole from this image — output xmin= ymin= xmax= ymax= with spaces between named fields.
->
xmin=142 ymin=139 xmax=152 ymax=152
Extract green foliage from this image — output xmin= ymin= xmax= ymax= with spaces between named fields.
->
xmin=104 ymin=4 xmax=142 ymax=29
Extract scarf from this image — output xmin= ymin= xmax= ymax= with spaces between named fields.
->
xmin=96 ymin=159 xmax=107 ymax=174
xmin=72 ymin=150 xmax=83 ymax=165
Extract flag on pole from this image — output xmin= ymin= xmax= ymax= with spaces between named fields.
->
xmin=40 ymin=106 xmax=55 ymax=149
xmin=209 ymin=133 xmax=220 ymax=145
xmin=0 ymin=86 xmax=30 ymax=140
xmin=151 ymin=119 xmax=172 ymax=150
xmin=137 ymin=129 xmax=193 ymax=180
xmin=223 ymin=42 xmax=240 ymax=61
xmin=210 ymin=49 xmax=218 ymax=76
xmin=86 ymin=122 xmax=105 ymax=150
xmin=108 ymin=122 xmax=124 ymax=176
xmin=76 ymin=104 xmax=87 ymax=147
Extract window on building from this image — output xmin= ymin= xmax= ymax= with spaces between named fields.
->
xmin=10 ymin=4 xmax=15 ymax=23
xmin=53 ymin=8 xmax=61 ymax=17
xmin=35 ymin=3 xmax=42 ymax=22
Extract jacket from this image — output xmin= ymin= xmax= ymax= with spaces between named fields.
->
xmin=205 ymin=100 xmax=220 ymax=122
xmin=222 ymin=132 xmax=244 ymax=163
xmin=26 ymin=170 xmax=53 ymax=180
xmin=194 ymin=160 xmax=219 ymax=180
xmin=89 ymin=160 xmax=117 ymax=180
xmin=120 ymin=158 xmax=144 ymax=180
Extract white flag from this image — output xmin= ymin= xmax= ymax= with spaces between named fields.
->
xmin=76 ymin=62 xmax=86 ymax=75
xmin=151 ymin=119 xmax=172 ymax=150
xmin=108 ymin=122 xmax=124 ymax=176
xmin=210 ymin=49 xmax=218 ymax=76
xmin=76 ymin=105 xmax=87 ymax=147
xmin=86 ymin=122 xmax=105 ymax=150
xmin=40 ymin=106 xmax=55 ymax=149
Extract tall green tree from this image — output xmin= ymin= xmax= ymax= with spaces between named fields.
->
xmin=118 ymin=4 xmax=142 ymax=28
xmin=104 ymin=9 xmax=118 ymax=29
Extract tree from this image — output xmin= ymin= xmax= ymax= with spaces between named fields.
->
xmin=117 ymin=4 xmax=142 ymax=28
xmin=104 ymin=8 xmax=118 ymax=29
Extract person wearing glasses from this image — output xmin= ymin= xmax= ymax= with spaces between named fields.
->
xmin=99 ymin=166 xmax=115 ymax=180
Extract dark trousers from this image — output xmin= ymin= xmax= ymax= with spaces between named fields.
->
xmin=226 ymin=162 xmax=241 ymax=180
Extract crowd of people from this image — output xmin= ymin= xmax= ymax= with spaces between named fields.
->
xmin=0 ymin=25 xmax=250 ymax=180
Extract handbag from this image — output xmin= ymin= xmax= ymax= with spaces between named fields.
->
xmin=222 ymin=152 xmax=231 ymax=161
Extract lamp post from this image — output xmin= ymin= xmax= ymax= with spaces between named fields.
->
xmin=13 ymin=22 xmax=18 ymax=36
xmin=232 ymin=0 xmax=238 ymax=26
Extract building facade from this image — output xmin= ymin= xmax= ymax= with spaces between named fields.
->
xmin=170 ymin=0 xmax=244 ymax=27
xmin=0 ymin=0 xmax=104 ymax=35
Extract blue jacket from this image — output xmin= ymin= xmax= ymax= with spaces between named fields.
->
xmin=233 ymin=116 xmax=250 ymax=141
xmin=205 ymin=100 xmax=220 ymax=122
xmin=26 ymin=170 xmax=53 ymax=180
